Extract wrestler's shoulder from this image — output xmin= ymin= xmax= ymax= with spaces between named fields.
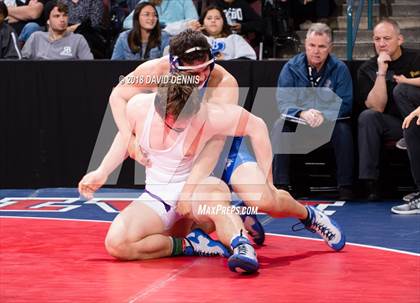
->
xmin=206 ymin=102 xmax=236 ymax=115
xmin=209 ymin=64 xmax=237 ymax=87
xmin=127 ymin=92 xmax=155 ymax=114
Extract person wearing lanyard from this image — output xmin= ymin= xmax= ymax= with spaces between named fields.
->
xmin=274 ymin=22 xmax=354 ymax=200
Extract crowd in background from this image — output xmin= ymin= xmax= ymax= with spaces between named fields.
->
xmin=0 ymin=0 xmax=340 ymax=60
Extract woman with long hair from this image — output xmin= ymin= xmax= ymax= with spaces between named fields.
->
xmin=112 ymin=2 xmax=169 ymax=60
xmin=199 ymin=5 xmax=256 ymax=60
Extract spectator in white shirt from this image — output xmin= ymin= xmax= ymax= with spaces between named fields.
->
xmin=199 ymin=5 xmax=256 ymax=60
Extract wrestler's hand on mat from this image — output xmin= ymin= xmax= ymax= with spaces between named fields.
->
xmin=128 ymin=135 xmax=151 ymax=167
xmin=78 ymin=169 xmax=108 ymax=199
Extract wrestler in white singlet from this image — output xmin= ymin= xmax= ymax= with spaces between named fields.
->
xmin=135 ymin=96 xmax=194 ymax=230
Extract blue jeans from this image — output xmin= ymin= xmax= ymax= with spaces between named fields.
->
xmin=19 ymin=22 xmax=43 ymax=43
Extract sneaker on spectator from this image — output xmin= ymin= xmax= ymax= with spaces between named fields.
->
xmin=403 ymin=191 xmax=419 ymax=202
xmin=391 ymin=192 xmax=420 ymax=215
xmin=396 ymin=138 xmax=407 ymax=150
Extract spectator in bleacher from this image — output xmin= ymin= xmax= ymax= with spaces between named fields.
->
xmin=357 ymin=18 xmax=420 ymax=201
xmin=391 ymin=79 xmax=420 ymax=214
xmin=0 ymin=1 xmax=22 ymax=58
xmin=61 ymin=0 xmax=107 ymax=58
xmin=5 ymin=0 xmax=46 ymax=37
xmin=111 ymin=2 xmax=169 ymax=60
xmin=21 ymin=0 xmax=93 ymax=59
xmin=199 ymin=5 xmax=255 ymax=60
xmin=60 ymin=0 xmax=104 ymax=31
xmin=273 ymin=22 xmax=354 ymax=200
xmin=123 ymin=0 xmax=200 ymax=36
xmin=18 ymin=0 xmax=105 ymax=54
xmin=214 ymin=0 xmax=264 ymax=47
xmin=5 ymin=0 xmax=47 ymax=46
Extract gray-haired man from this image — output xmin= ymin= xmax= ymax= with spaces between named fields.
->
xmin=274 ymin=22 xmax=354 ymax=200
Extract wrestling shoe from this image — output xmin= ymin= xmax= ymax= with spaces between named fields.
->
xmin=237 ymin=201 xmax=265 ymax=245
xmin=228 ymin=232 xmax=259 ymax=274
xmin=391 ymin=192 xmax=420 ymax=215
xmin=184 ymin=228 xmax=231 ymax=257
xmin=293 ymin=206 xmax=346 ymax=251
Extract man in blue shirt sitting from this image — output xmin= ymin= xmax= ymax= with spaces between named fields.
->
xmin=273 ymin=22 xmax=354 ymax=200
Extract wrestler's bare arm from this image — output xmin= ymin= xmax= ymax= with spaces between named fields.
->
xmin=90 ymin=98 xmax=148 ymax=177
xmin=109 ymin=57 xmax=168 ymax=140
xmin=206 ymin=66 xmax=239 ymax=105
xmin=188 ymin=68 xmax=238 ymax=172
xmin=180 ymin=67 xmax=239 ymax=191
xmin=206 ymin=104 xmax=272 ymax=179
xmin=79 ymin=96 xmax=149 ymax=197
xmin=78 ymin=132 xmax=130 ymax=198
xmin=175 ymin=68 xmax=239 ymax=214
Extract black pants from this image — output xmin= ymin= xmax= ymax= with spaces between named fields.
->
xmin=394 ymin=83 xmax=420 ymax=190
xmin=358 ymin=108 xmax=402 ymax=180
xmin=272 ymin=119 xmax=354 ymax=186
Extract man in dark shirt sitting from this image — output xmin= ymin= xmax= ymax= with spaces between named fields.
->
xmin=357 ymin=18 xmax=420 ymax=200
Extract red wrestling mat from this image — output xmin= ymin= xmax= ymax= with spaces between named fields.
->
xmin=1 ymin=218 xmax=418 ymax=303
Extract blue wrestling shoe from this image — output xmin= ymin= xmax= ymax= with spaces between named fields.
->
xmin=184 ymin=229 xmax=231 ymax=257
xmin=237 ymin=201 xmax=265 ymax=246
xmin=228 ymin=232 xmax=259 ymax=274
xmin=294 ymin=206 xmax=346 ymax=251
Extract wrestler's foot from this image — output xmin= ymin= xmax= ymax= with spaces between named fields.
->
xmin=294 ymin=206 xmax=346 ymax=251
xmin=237 ymin=201 xmax=265 ymax=245
xmin=228 ymin=232 xmax=259 ymax=274
xmin=184 ymin=228 xmax=231 ymax=257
